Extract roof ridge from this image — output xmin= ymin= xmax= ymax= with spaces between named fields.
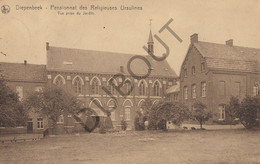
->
xmin=197 ymin=41 xmax=260 ymax=51
xmin=49 ymin=46 xmax=147 ymax=57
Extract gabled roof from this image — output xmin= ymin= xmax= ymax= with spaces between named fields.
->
xmin=0 ymin=62 xmax=46 ymax=82
xmin=47 ymin=46 xmax=177 ymax=77
xmin=194 ymin=41 xmax=260 ymax=72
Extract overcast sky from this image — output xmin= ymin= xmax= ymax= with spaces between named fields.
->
xmin=0 ymin=0 xmax=259 ymax=75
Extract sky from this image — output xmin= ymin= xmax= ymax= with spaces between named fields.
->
xmin=0 ymin=0 xmax=259 ymax=75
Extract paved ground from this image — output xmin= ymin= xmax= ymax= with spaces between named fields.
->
xmin=0 ymin=129 xmax=260 ymax=164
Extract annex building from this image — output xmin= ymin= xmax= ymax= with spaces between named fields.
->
xmin=0 ymin=30 xmax=178 ymax=133
xmin=180 ymin=34 xmax=260 ymax=122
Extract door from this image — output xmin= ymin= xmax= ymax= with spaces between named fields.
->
xmin=27 ymin=121 xmax=33 ymax=133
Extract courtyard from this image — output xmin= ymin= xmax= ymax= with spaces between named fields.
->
xmin=0 ymin=128 xmax=260 ymax=164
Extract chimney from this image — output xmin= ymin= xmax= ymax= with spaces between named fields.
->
xmin=24 ymin=60 xmax=27 ymax=65
xmin=190 ymin=33 xmax=198 ymax=44
xmin=226 ymin=39 xmax=233 ymax=46
xmin=120 ymin=66 xmax=124 ymax=73
xmin=46 ymin=42 xmax=49 ymax=50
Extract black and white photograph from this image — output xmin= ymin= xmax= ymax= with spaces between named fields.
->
xmin=0 ymin=0 xmax=260 ymax=163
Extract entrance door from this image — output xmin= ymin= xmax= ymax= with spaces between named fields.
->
xmin=27 ymin=121 xmax=33 ymax=133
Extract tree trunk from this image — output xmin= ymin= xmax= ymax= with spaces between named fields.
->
xmin=200 ymin=121 xmax=202 ymax=129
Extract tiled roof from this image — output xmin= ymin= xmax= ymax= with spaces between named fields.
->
xmin=194 ymin=41 xmax=260 ymax=72
xmin=47 ymin=46 xmax=177 ymax=77
xmin=0 ymin=62 xmax=46 ymax=82
xmin=166 ymin=82 xmax=180 ymax=94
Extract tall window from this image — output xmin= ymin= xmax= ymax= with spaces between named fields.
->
xmin=184 ymin=68 xmax=187 ymax=77
xmin=219 ymin=105 xmax=226 ymax=120
xmin=108 ymin=78 xmax=117 ymax=95
xmin=153 ymin=81 xmax=160 ymax=96
xmin=125 ymin=108 xmax=131 ymax=121
xmin=108 ymin=100 xmax=117 ymax=121
xmin=16 ymin=86 xmax=23 ymax=101
xmin=191 ymin=84 xmax=196 ymax=99
xmin=201 ymin=62 xmax=205 ymax=72
xmin=124 ymin=80 xmax=132 ymax=96
xmin=219 ymin=81 xmax=226 ymax=96
xmin=37 ymin=118 xmax=43 ymax=129
xmin=253 ymin=84 xmax=259 ymax=96
xmin=234 ymin=82 xmax=240 ymax=96
xmin=139 ymin=81 xmax=146 ymax=96
xmin=55 ymin=76 xmax=64 ymax=86
xmin=192 ymin=66 xmax=196 ymax=75
xmin=91 ymin=78 xmax=99 ymax=95
xmin=73 ymin=77 xmax=82 ymax=94
xmin=201 ymin=82 xmax=206 ymax=97
xmin=184 ymin=86 xmax=188 ymax=100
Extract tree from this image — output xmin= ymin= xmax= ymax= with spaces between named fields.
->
xmin=147 ymin=101 xmax=190 ymax=130
xmin=237 ymin=96 xmax=259 ymax=129
xmin=24 ymin=86 xmax=82 ymax=132
xmin=225 ymin=96 xmax=240 ymax=126
xmin=0 ymin=76 xmax=28 ymax=127
xmin=192 ymin=101 xmax=211 ymax=129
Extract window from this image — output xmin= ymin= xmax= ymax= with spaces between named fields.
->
xmin=174 ymin=94 xmax=178 ymax=101
xmin=253 ymin=84 xmax=259 ymax=96
xmin=91 ymin=78 xmax=99 ymax=95
xmin=16 ymin=86 xmax=23 ymax=101
xmin=184 ymin=86 xmax=188 ymax=100
xmin=124 ymin=80 xmax=132 ymax=95
xmin=234 ymin=82 xmax=240 ymax=96
xmin=201 ymin=62 xmax=205 ymax=72
xmin=192 ymin=66 xmax=195 ymax=75
xmin=201 ymin=82 xmax=206 ymax=97
xmin=218 ymin=105 xmax=226 ymax=120
xmin=35 ymin=86 xmax=43 ymax=92
xmin=125 ymin=108 xmax=131 ymax=121
xmin=55 ymin=76 xmax=64 ymax=86
xmin=111 ymin=111 xmax=115 ymax=121
xmin=153 ymin=81 xmax=160 ymax=96
xmin=139 ymin=81 xmax=146 ymax=96
xmin=37 ymin=118 xmax=43 ymax=129
xmin=184 ymin=68 xmax=187 ymax=77
xmin=108 ymin=100 xmax=117 ymax=121
xmin=191 ymin=84 xmax=196 ymax=99
xmin=57 ymin=115 xmax=64 ymax=124
xmin=73 ymin=77 xmax=82 ymax=94
xmin=219 ymin=81 xmax=226 ymax=96
xmin=108 ymin=78 xmax=117 ymax=95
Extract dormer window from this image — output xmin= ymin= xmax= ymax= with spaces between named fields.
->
xmin=192 ymin=66 xmax=195 ymax=75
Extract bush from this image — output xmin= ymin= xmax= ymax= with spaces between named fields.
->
xmin=121 ymin=120 xmax=127 ymax=131
xmin=134 ymin=116 xmax=145 ymax=130
xmin=237 ymin=96 xmax=259 ymax=129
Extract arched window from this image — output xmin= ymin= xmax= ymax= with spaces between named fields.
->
xmin=91 ymin=78 xmax=99 ymax=95
xmin=55 ymin=76 xmax=64 ymax=86
xmin=108 ymin=99 xmax=117 ymax=121
xmin=108 ymin=78 xmax=117 ymax=95
xmin=139 ymin=81 xmax=146 ymax=96
xmin=253 ymin=84 xmax=259 ymax=96
xmin=153 ymin=81 xmax=160 ymax=96
xmin=73 ymin=77 xmax=82 ymax=94
xmin=124 ymin=79 xmax=132 ymax=95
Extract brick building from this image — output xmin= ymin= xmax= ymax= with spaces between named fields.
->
xmin=0 ymin=62 xmax=47 ymax=133
xmin=180 ymin=34 xmax=260 ymax=122
xmin=0 ymin=30 xmax=178 ymax=133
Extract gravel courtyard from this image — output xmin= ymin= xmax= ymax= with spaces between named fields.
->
xmin=1 ymin=129 xmax=260 ymax=164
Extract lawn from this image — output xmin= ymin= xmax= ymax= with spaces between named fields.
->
xmin=0 ymin=129 xmax=260 ymax=164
